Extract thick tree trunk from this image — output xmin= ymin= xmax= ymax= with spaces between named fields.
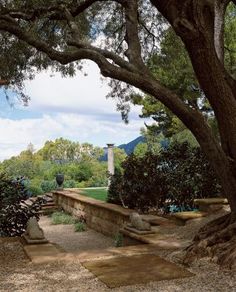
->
xmin=184 ymin=35 xmax=236 ymax=223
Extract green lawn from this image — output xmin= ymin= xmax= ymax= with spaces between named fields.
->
xmin=79 ymin=188 xmax=108 ymax=202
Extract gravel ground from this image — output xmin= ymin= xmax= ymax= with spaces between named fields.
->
xmin=39 ymin=216 xmax=114 ymax=252
xmin=1 ymin=213 xmax=236 ymax=292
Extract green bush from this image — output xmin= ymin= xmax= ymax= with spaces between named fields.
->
xmin=51 ymin=211 xmax=76 ymax=225
xmin=108 ymin=153 xmax=168 ymax=212
xmin=63 ymin=180 xmax=76 ymax=188
xmin=108 ymin=142 xmax=221 ymax=213
xmin=29 ymin=184 xmax=44 ymax=196
xmin=0 ymin=173 xmax=44 ymax=236
xmin=41 ymin=180 xmax=57 ymax=192
xmin=76 ymin=181 xmax=88 ymax=188
xmin=74 ymin=221 xmax=86 ymax=232
xmin=114 ymin=233 xmax=123 ymax=247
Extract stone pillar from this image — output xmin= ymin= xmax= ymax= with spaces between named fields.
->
xmin=107 ymin=143 xmax=115 ymax=186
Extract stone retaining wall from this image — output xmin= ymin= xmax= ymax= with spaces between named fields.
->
xmin=52 ymin=190 xmax=133 ymax=237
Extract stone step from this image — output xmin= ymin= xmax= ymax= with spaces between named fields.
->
xmin=41 ymin=205 xmax=57 ymax=210
xmin=41 ymin=202 xmax=56 ymax=207
xmin=38 ymin=209 xmax=58 ymax=216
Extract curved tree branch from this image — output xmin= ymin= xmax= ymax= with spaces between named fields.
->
xmin=0 ymin=14 xmax=214 ymax=151
xmin=0 ymin=0 xmax=101 ymax=21
xmin=0 ymin=79 xmax=9 ymax=86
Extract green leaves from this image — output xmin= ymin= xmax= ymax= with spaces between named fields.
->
xmin=108 ymin=142 xmax=221 ymax=213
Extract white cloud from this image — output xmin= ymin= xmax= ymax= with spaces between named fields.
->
xmin=0 ymin=113 xmax=145 ymax=161
xmin=24 ymin=61 xmax=141 ymax=117
xmin=0 ymin=61 xmax=148 ymax=161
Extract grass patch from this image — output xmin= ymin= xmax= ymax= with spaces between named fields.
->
xmin=51 ymin=211 xmax=76 ymax=225
xmin=74 ymin=221 xmax=86 ymax=232
xmin=79 ymin=188 xmax=108 ymax=201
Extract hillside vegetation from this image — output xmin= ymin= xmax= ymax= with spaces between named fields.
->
xmin=0 ymin=138 xmax=126 ymax=196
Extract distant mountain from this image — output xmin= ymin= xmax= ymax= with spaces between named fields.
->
xmin=100 ymin=135 xmax=169 ymax=161
xmin=100 ymin=136 xmax=145 ymax=161
xmin=118 ymin=136 xmax=145 ymax=155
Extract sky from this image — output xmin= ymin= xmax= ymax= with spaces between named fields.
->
xmin=0 ymin=61 xmax=148 ymax=161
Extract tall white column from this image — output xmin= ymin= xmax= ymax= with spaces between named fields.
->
xmin=107 ymin=144 xmax=114 ymax=185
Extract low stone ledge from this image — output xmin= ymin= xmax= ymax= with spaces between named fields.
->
xmin=194 ymin=198 xmax=228 ymax=205
xmin=53 ymin=190 xmax=133 ymax=217
xmin=169 ymin=211 xmax=207 ymax=226
xmin=52 ymin=190 xmax=134 ymax=236
xmin=194 ymin=198 xmax=229 ymax=213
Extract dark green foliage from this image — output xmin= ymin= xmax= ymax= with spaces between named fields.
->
xmin=159 ymin=143 xmax=221 ymax=212
xmin=108 ymin=142 xmax=221 ymax=213
xmin=0 ymin=173 xmax=44 ymax=236
xmin=108 ymin=154 xmax=168 ymax=213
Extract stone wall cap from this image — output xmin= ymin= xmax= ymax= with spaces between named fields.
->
xmin=171 ymin=211 xmax=207 ymax=221
xmin=194 ymin=198 xmax=228 ymax=205
xmin=52 ymin=190 xmax=134 ymax=217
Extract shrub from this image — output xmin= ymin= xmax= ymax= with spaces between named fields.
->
xmin=74 ymin=222 xmax=86 ymax=232
xmin=76 ymin=181 xmax=88 ymax=188
xmin=63 ymin=180 xmax=76 ymax=188
xmin=51 ymin=211 xmax=75 ymax=225
xmin=41 ymin=180 xmax=57 ymax=192
xmin=114 ymin=233 xmax=123 ymax=247
xmin=28 ymin=184 xmax=44 ymax=196
xmin=0 ymin=173 xmax=44 ymax=237
xmin=108 ymin=153 xmax=168 ymax=212
xmin=108 ymin=142 xmax=221 ymax=213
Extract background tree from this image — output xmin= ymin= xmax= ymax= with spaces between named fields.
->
xmin=0 ymin=138 xmax=110 ymax=191
xmin=0 ymin=0 xmax=236 ymax=267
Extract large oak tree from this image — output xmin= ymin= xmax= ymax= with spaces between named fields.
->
xmin=0 ymin=0 xmax=236 ymax=268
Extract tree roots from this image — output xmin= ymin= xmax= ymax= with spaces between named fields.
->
xmin=184 ymin=213 xmax=236 ymax=270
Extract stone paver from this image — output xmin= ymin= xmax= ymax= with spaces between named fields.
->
xmin=23 ymin=243 xmax=65 ymax=263
xmin=83 ymin=253 xmax=194 ymax=288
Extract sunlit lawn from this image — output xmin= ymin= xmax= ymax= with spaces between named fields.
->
xmin=79 ymin=188 xmax=108 ymax=202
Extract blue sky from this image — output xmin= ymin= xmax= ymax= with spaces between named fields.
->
xmin=0 ymin=61 xmax=147 ymax=161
